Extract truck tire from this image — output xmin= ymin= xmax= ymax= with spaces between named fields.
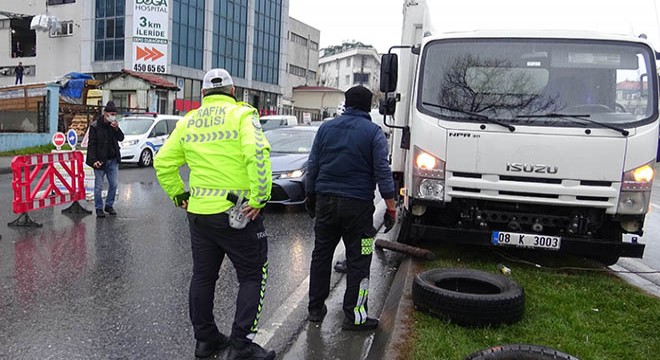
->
xmin=396 ymin=207 xmax=415 ymax=245
xmin=464 ymin=344 xmax=579 ymax=360
xmin=412 ymin=268 xmax=524 ymax=327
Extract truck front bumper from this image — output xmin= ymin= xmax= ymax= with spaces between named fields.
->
xmin=410 ymin=224 xmax=645 ymax=259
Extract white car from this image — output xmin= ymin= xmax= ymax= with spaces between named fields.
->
xmin=260 ymin=115 xmax=298 ymax=131
xmin=118 ymin=114 xmax=182 ymax=167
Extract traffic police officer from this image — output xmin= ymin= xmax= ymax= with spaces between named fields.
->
xmin=305 ymin=85 xmax=396 ymax=330
xmin=154 ymin=68 xmax=275 ymax=360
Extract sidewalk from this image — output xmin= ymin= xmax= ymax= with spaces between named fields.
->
xmin=0 ymin=156 xmax=12 ymax=174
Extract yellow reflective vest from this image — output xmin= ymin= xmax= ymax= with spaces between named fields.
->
xmin=154 ymin=94 xmax=272 ymax=214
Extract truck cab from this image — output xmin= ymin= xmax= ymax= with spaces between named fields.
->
xmin=382 ymin=3 xmax=658 ymax=265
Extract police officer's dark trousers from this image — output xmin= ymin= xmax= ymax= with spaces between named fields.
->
xmin=187 ymin=212 xmax=268 ymax=344
xmin=309 ymin=195 xmax=376 ymax=324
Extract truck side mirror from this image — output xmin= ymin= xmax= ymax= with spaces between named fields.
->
xmin=379 ymin=95 xmax=396 ymax=116
xmin=380 ymin=54 xmax=398 ymax=93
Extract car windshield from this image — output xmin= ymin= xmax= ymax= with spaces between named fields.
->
xmin=117 ymin=118 xmax=154 ymax=135
xmin=260 ymin=118 xmax=288 ymax=131
xmin=418 ymin=38 xmax=657 ymax=127
xmin=265 ymin=129 xmax=316 ymax=153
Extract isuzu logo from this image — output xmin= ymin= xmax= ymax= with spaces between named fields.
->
xmin=506 ymin=163 xmax=558 ymax=174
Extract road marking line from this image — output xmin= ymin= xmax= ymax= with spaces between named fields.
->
xmin=255 ymin=200 xmax=387 ymax=346
xmin=652 ymin=203 xmax=660 ymax=211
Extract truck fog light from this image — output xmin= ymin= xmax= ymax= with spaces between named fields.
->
xmin=418 ymin=179 xmax=444 ymax=200
xmin=621 ymin=219 xmax=642 ymax=233
xmin=412 ymin=205 xmax=427 ymax=216
xmin=617 ymin=192 xmax=650 ymax=214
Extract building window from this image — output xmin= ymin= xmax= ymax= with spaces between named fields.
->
xmin=345 ymin=75 xmax=350 ymax=86
xmin=289 ymin=64 xmax=306 ymax=77
xmin=172 ymin=0 xmax=205 ymax=70
xmin=354 ymin=72 xmax=369 ymax=85
xmin=307 ymin=70 xmax=316 ymax=79
xmin=253 ymin=0 xmax=282 ymax=85
xmin=48 ymin=0 xmax=75 ymax=4
xmin=94 ymin=0 xmax=125 ymax=61
xmin=10 ymin=17 xmax=36 ymax=58
xmin=310 ymin=41 xmax=318 ymax=51
xmin=50 ymin=21 xmax=74 ymax=37
xmin=290 ymin=32 xmax=307 ymax=47
xmin=345 ymin=58 xmax=351 ymax=67
xmin=212 ymin=0 xmax=248 ymax=78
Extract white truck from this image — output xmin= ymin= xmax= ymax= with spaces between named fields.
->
xmin=380 ymin=0 xmax=659 ymax=265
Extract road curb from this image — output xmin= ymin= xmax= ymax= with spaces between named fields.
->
xmin=366 ymin=255 xmax=419 ymax=360
xmin=610 ymin=258 xmax=660 ymax=298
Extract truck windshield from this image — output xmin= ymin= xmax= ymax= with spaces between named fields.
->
xmin=418 ymin=38 xmax=657 ymax=128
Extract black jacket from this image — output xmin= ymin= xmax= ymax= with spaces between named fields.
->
xmin=86 ymin=115 xmax=125 ymax=167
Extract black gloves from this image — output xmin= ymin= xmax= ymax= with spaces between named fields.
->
xmin=304 ymin=194 xmax=316 ymax=219
xmin=383 ymin=208 xmax=396 ymax=233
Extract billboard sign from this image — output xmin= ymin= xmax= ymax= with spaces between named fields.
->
xmin=132 ymin=0 xmax=169 ymax=74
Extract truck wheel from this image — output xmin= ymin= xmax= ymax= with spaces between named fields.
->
xmin=592 ymin=222 xmax=622 ymax=266
xmin=396 ymin=207 xmax=416 ymax=245
xmin=412 ymin=268 xmax=524 ymax=327
xmin=464 ymin=344 xmax=579 ymax=360
xmin=138 ymin=149 xmax=153 ymax=167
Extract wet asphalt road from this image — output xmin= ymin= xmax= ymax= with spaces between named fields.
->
xmin=0 ymin=166 xmax=318 ymax=360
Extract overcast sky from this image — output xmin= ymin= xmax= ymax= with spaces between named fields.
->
xmin=288 ymin=0 xmax=660 ymax=54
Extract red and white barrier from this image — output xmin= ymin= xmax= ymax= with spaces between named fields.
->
xmin=9 ymin=151 xmax=89 ymax=227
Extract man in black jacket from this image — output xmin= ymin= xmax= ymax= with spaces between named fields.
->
xmin=305 ymin=86 xmax=396 ymax=331
xmin=86 ymin=101 xmax=124 ymax=218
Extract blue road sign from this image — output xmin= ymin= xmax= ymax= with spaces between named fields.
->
xmin=67 ymin=129 xmax=78 ymax=148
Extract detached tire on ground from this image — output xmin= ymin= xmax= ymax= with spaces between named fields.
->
xmin=412 ymin=268 xmax=524 ymax=327
xmin=464 ymin=344 xmax=579 ymax=360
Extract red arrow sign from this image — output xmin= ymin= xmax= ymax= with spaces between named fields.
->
xmin=136 ymin=46 xmax=164 ymax=62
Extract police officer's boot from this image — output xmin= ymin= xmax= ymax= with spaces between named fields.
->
xmin=227 ymin=340 xmax=275 ymax=360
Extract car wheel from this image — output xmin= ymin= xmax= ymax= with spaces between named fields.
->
xmin=412 ymin=268 xmax=525 ymax=327
xmin=464 ymin=344 xmax=579 ymax=360
xmin=138 ymin=149 xmax=153 ymax=167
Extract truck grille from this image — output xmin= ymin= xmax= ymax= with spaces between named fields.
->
xmin=446 ymin=171 xmax=618 ymax=208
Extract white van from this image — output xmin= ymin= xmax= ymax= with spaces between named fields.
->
xmin=260 ymin=115 xmax=298 ymax=131
xmin=117 ymin=114 xmax=182 ymax=167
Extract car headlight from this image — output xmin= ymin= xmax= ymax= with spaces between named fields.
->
xmin=280 ymin=169 xmax=304 ymax=179
xmin=618 ymin=161 xmax=655 ymax=214
xmin=122 ymin=140 xmax=139 ymax=147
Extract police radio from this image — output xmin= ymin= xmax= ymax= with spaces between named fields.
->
xmin=227 ymin=192 xmax=250 ymax=229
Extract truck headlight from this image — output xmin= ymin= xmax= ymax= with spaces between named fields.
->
xmin=418 ymin=179 xmax=444 ymax=200
xmin=618 ymin=162 xmax=654 ymax=214
xmin=413 ymin=146 xmax=446 ymax=201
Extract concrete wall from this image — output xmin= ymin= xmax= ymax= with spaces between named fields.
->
xmin=292 ymin=90 xmax=343 ymax=114
xmin=284 ymin=18 xmax=320 ymax=100
xmin=0 ymin=83 xmax=60 ymax=152
xmin=0 ymin=1 xmax=83 ymax=87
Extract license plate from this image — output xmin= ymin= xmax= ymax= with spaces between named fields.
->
xmin=492 ymin=231 xmax=561 ymax=250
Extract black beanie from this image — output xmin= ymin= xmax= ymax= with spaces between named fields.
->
xmin=344 ymin=86 xmax=372 ymax=112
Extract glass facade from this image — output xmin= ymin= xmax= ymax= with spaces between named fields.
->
xmin=172 ymin=0 xmax=205 ymax=70
xmin=252 ymin=0 xmax=281 ymax=85
xmin=94 ymin=0 xmax=125 ymax=61
xmin=212 ymin=0 xmax=248 ymax=78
